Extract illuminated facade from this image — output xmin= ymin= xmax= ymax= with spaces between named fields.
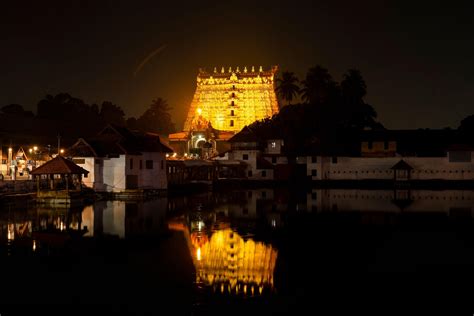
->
xmin=168 ymin=66 xmax=280 ymax=158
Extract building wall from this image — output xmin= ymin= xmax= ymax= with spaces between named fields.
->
xmin=361 ymin=141 xmax=397 ymax=157
xmin=313 ymin=154 xmax=474 ymax=181
xmin=139 ymin=152 xmax=167 ymax=189
xmin=103 ymin=155 xmax=127 ymax=192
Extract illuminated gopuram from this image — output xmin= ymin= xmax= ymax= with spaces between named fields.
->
xmin=168 ymin=66 xmax=279 ymax=158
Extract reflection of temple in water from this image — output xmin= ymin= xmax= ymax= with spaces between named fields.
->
xmin=169 ymin=216 xmax=278 ymax=296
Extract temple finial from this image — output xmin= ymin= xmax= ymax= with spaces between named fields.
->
xmin=221 ymin=66 xmax=225 ymax=74
xmin=244 ymin=66 xmax=247 ymax=73
xmin=259 ymin=65 xmax=263 ymax=72
xmin=251 ymin=66 xmax=255 ymax=72
xmin=213 ymin=67 xmax=217 ymax=73
xmin=228 ymin=66 xmax=232 ymax=73
xmin=236 ymin=66 xmax=240 ymax=73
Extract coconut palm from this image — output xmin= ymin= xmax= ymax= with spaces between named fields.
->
xmin=276 ymin=71 xmax=300 ymax=106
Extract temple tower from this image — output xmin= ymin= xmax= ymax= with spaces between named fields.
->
xmin=184 ymin=65 xmax=279 ymax=132
xmin=169 ymin=65 xmax=280 ymax=158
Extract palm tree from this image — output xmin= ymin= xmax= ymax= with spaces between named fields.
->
xmin=137 ymin=98 xmax=176 ymax=134
xmin=276 ymin=71 xmax=300 ymax=106
xmin=300 ymin=66 xmax=336 ymax=105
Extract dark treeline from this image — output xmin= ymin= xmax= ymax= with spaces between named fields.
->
xmin=0 ymin=94 xmax=176 ymax=146
xmin=255 ymin=66 xmax=474 ymax=153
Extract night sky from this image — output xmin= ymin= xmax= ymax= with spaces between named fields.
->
xmin=2 ymin=1 xmax=473 ymax=130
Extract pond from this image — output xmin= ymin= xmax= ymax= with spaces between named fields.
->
xmin=0 ymin=188 xmax=474 ymax=314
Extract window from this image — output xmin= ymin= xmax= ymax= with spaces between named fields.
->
xmin=230 ymin=110 xmax=234 ymax=116
xmin=332 ymin=156 xmax=338 ymax=164
xmin=231 ymin=100 xmax=234 ymax=106
xmin=262 ymin=170 xmax=266 ymax=177
xmin=139 ymin=160 xmax=143 ymax=169
xmin=272 ymin=157 xmax=277 ymax=163
xmin=73 ymin=159 xmax=85 ymax=164
xmin=311 ymin=156 xmax=317 ymax=163
xmin=368 ymin=141 xmax=373 ymax=150
xmin=161 ymin=160 xmax=164 ymax=170
xmin=232 ymin=85 xmax=235 ymax=90
xmin=231 ymin=92 xmax=235 ymax=98
xmin=145 ymin=160 xmax=153 ymax=169
xmin=129 ymin=158 xmax=133 ymax=170
xmin=243 ymin=154 xmax=248 ymax=160
xmin=230 ymin=120 xmax=234 ymax=127
xmin=271 ymin=141 xmax=276 ymax=148
xmin=248 ymin=170 xmax=252 ymax=177
xmin=311 ymin=169 xmax=317 ymax=177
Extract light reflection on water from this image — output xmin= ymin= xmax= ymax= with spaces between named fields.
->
xmin=0 ymin=188 xmax=473 ymax=303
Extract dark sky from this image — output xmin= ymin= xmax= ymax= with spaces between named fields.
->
xmin=1 ymin=0 xmax=473 ymax=130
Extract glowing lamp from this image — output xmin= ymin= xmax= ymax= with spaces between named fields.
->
xmin=197 ymin=108 xmax=202 ymax=116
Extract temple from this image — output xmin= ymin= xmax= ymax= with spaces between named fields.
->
xmin=168 ymin=66 xmax=279 ymax=158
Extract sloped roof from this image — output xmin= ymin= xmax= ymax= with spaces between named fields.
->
xmin=67 ymin=124 xmax=173 ymax=157
xmin=31 ymin=156 xmax=89 ymax=175
xmin=229 ymin=126 xmax=259 ymax=143
xmin=391 ymin=159 xmax=413 ymax=170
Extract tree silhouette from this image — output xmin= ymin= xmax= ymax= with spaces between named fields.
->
xmin=340 ymin=69 xmax=379 ymax=130
xmin=276 ymin=71 xmax=300 ymax=106
xmin=300 ymin=66 xmax=337 ymax=105
xmin=1 ymin=104 xmax=34 ymax=117
xmin=136 ymin=98 xmax=176 ymax=135
xmin=459 ymin=114 xmax=474 ymax=133
xmin=100 ymin=101 xmax=126 ymax=126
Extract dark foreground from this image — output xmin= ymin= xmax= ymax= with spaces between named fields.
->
xmin=0 ymin=190 xmax=474 ymax=315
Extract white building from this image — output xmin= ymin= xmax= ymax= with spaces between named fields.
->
xmin=225 ymin=127 xmax=474 ymax=182
xmin=67 ymin=125 xmax=172 ymax=192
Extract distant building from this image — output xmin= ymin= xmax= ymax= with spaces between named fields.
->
xmin=168 ymin=66 xmax=280 ymax=158
xmin=67 ymin=125 xmax=172 ymax=192
xmin=222 ymin=128 xmax=474 ymax=183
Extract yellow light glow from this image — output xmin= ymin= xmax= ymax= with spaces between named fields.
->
xmin=183 ymin=66 xmax=280 ymax=132
xmin=32 ymin=240 xmax=36 ymax=252
xmin=191 ymin=228 xmax=277 ymax=295
xmin=33 ymin=146 xmax=38 ymax=151
xmin=173 ymin=153 xmax=177 ymax=157
xmin=29 ymin=149 xmax=33 ymax=153
xmin=166 ymin=153 xmax=169 ymax=158
xmin=7 ymin=223 xmax=14 ymax=241
xmin=8 ymin=148 xmax=12 ymax=152
xmin=60 ymin=149 xmax=64 ymax=154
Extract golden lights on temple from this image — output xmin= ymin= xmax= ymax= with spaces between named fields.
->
xmin=191 ymin=229 xmax=278 ymax=295
xmin=184 ymin=66 xmax=279 ymax=132
xmin=169 ymin=66 xmax=280 ymax=157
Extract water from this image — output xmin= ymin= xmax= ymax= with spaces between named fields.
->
xmin=1 ymin=188 xmax=474 ymax=314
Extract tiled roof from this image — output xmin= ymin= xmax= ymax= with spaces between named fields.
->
xmin=229 ymin=126 xmax=259 ymax=143
xmin=67 ymin=124 xmax=173 ymax=157
xmin=391 ymin=159 xmax=413 ymax=170
xmin=31 ymin=156 xmax=89 ymax=175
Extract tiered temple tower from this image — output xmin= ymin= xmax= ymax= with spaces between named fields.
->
xmin=169 ymin=66 xmax=280 ymax=157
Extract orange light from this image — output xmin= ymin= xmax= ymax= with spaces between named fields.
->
xmin=196 ymin=247 xmax=201 ymax=261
